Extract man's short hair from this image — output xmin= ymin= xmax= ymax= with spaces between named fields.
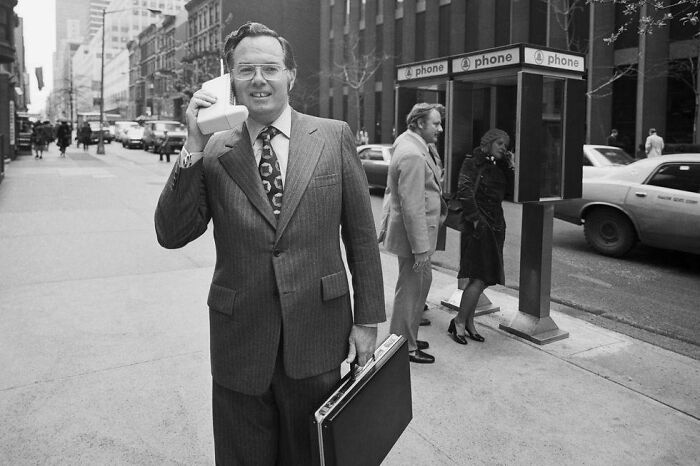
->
xmin=649 ymin=128 xmax=656 ymax=134
xmin=406 ymin=103 xmax=445 ymax=131
xmin=611 ymin=129 xmax=618 ymax=133
xmin=222 ymin=22 xmax=297 ymax=72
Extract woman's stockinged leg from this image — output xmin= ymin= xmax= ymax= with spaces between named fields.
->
xmin=455 ymin=279 xmax=486 ymax=335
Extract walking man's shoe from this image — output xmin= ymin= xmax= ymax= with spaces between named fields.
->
xmin=409 ymin=349 xmax=435 ymax=364
xmin=416 ymin=340 xmax=429 ymax=350
xmin=419 ymin=317 xmax=431 ymax=326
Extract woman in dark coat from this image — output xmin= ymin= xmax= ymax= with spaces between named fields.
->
xmin=448 ymin=128 xmax=514 ymax=345
xmin=56 ymin=121 xmax=72 ymax=157
xmin=31 ymin=122 xmax=48 ymax=159
xmin=78 ymin=122 xmax=92 ymax=151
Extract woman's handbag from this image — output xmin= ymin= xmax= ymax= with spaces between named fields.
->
xmin=442 ymin=164 xmax=485 ymax=232
xmin=443 ymin=194 xmax=466 ymax=231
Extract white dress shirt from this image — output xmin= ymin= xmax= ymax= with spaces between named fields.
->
xmin=244 ymin=104 xmax=292 ymax=186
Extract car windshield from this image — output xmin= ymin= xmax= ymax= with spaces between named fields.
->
xmin=589 ymin=147 xmax=634 ymax=166
xmin=155 ymin=123 xmax=183 ymax=132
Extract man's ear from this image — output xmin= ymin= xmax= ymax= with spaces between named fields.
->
xmin=287 ymin=69 xmax=297 ymax=92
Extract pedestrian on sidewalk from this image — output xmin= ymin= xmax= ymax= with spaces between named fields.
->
xmin=645 ymin=128 xmax=664 ymax=158
xmin=448 ymin=128 xmax=514 ymax=345
xmin=607 ymin=128 xmax=622 ymax=148
xmin=78 ymin=122 xmax=91 ymax=151
xmin=56 ymin=121 xmax=71 ymax=157
xmin=378 ymin=102 xmax=446 ymax=364
xmin=31 ymin=122 xmax=47 ymax=159
xmin=155 ymin=21 xmax=385 ymax=465
xmin=158 ymin=130 xmax=172 ymax=162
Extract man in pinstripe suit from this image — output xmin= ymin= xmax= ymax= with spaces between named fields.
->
xmin=155 ymin=22 xmax=385 ymax=465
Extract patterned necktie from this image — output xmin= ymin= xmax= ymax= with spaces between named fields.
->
xmin=257 ymin=126 xmax=283 ymax=217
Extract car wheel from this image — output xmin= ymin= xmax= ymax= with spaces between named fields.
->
xmin=583 ymin=208 xmax=637 ymax=257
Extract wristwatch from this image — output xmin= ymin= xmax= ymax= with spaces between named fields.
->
xmin=180 ymin=147 xmax=193 ymax=168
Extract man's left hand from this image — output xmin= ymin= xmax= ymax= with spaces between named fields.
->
xmin=346 ymin=325 xmax=378 ymax=367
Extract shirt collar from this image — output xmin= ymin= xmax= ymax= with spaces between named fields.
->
xmin=246 ymin=104 xmax=292 ymax=145
xmin=406 ymin=129 xmax=429 ymax=154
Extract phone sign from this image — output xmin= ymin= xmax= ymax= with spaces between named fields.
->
xmin=397 ymin=60 xmax=448 ymax=81
xmin=452 ymin=48 xmax=520 ymax=73
xmin=524 ymin=47 xmax=584 ymax=72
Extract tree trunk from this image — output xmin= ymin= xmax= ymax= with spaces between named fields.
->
xmin=355 ymin=88 xmax=362 ymax=141
xmin=694 ymin=92 xmax=699 ymax=145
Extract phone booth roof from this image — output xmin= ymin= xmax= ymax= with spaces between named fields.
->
xmin=396 ymin=43 xmax=585 ymax=85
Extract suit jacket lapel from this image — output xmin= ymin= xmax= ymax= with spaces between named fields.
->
xmin=276 ymin=111 xmax=324 ymax=239
xmin=218 ymin=125 xmax=276 ymax=228
xmin=426 ymin=145 xmax=442 ymax=190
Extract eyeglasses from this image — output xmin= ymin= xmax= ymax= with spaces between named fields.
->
xmin=232 ymin=64 xmax=287 ymax=81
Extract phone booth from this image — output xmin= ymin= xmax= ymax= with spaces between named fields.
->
xmin=395 ymin=44 xmax=586 ymax=344
xmin=394 ymin=58 xmax=449 ymax=151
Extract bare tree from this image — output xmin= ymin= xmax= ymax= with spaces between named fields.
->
xmin=171 ymin=48 xmax=221 ymax=109
xmin=588 ymin=0 xmax=699 ymax=44
xmin=290 ymin=76 xmax=320 ymax=115
xmin=547 ymin=0 xmax=589 ymax=52
xmin=326 ymin=33 xmax=390 ymax=136
xmin=587 ymin=63 xmax=638 ymax=98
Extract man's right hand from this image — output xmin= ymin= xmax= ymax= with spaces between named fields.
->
xmin=413 ymin=251 xmax=431 ymax=271
xmin=183 ymin=89 xmax=217 ymax=153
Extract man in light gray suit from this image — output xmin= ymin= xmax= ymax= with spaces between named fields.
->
xmin=155 ymin=22 xmax=385 ymax=465
xmin=379 ymin=103 xmax=445 ymax=364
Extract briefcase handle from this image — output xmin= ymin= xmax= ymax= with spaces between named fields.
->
xmin=350 ymin=355 xmax=375 ymax=382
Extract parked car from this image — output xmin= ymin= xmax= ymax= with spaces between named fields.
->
xmin=582 ymin=144 xmax=635 ymax=177
xmin=115 ymin=121 xmax=138 ymax=144
xmin=358 ymin=144 xmax=393 ymax=190
xmin=122 ymin=126 xmax=145 ymax=149
xmin=88 ymin=121 xmax=111 ymax=144
xmin=142 ymin=120 xmax=186 ymax=153
xmin=554 ymin=154 xmax=700 ymax=257
xmin=106 ymin=124 xmax=117 ymax=143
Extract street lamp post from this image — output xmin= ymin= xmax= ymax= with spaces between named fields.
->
xmin=97 ymin=8 xmax=106 ymax=154
xmin=97 ymin=7 xmax=162 ymax=155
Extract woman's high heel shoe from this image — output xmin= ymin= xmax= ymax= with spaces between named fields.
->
xmin=466 ymin=327 xmax=485 ymax=343
xmin=447 ymin=319 xmax=468 ymax=345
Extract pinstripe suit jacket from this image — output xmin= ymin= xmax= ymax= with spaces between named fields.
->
xmin=155 ymin=110 xmax=385 ymax=395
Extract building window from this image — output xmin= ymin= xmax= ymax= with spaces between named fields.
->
xmin=393 ymin=19 xmax=401 ymax=61
xmin=438 ymin=4 xmax=450 ymax=56
xmin=343 ymin=92 xmax=348 ymax=122
xmin=494 ymin=0 xmax=510 ymax=47
xmin=415 ymin=12 xmax=425 ymax=60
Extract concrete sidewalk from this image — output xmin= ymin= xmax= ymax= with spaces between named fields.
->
xmin=1 ymin=147 xmax=699 ymax=465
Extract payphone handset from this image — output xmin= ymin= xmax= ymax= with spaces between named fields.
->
xmin=197 ymin=74 xmax=248 ymax=135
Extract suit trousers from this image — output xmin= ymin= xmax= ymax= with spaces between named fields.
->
xmin=389 ymin=255 xmax=433 ymax=352
xmin=212 ymin=347 xmax=340 ymax=466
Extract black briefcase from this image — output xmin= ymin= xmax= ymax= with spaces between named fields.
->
xmin=311 ymin=334 xmax=412 ymax=466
